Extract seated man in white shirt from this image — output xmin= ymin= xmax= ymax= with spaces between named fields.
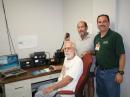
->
xmin=35 ymin=41 xmax=83 ymax=97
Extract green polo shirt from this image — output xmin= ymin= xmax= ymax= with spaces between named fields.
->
xmin=94 ymin=29 xmax=125 ymax=69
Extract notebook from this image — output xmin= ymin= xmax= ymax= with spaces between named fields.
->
xmin=0 ymin=54 xmax=26 ymax=78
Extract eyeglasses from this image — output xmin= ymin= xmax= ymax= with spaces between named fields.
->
xmin=64 ymin=47 xmax=72 ymax=51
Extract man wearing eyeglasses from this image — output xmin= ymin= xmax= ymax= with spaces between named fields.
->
xmin=35 ymin=41 xmax=83 ymax=97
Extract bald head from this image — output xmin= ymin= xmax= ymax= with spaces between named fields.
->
xmin=77 ymin=21 xmax=88 ymax=28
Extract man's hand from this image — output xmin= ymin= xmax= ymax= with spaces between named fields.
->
xmin=81 ymin=51 xmax=92 ymax=57
xmin=49 ymin=65 xmax=55 ymax=71
xmin=115 ymin=73 xmax=123 ymax=84
xmin=81 ymin=51 xmax=87 ymax=57
xmin=42 ymin=86 xmax=54 ymax=95
xmin=49 ymin=65 xmax=62 ymax=71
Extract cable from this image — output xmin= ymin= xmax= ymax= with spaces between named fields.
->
xmin=2 ymin=0 xmax=16 ymax=54
xmin=60 ymin=41 xmax=64 ymax=51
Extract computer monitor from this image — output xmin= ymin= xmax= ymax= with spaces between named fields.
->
xmin=0 ymin=54 xmax=20 ymax=72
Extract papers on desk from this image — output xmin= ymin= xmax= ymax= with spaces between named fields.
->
xmin=44 ymin=68 xmax=50 ymax=72
xmin=31 ymin=68 xmax=51 ymax=76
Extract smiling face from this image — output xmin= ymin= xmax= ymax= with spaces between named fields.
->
xmin=97 ymin=15 xmax=110 ymax=33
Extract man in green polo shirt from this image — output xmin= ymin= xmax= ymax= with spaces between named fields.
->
xmin=94 ymin=14 xmax=125 ymax=97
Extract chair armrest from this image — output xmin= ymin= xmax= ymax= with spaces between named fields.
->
xmin=53 ymin=90 xmax=75 ymax=97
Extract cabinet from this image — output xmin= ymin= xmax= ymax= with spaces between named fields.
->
xmin=4 ymin=80 xmax=32 ymax=97
xmin=3 ymin=73 xmax=60 ymax=97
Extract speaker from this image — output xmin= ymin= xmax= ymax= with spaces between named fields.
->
xmin=54 ymin=49 xmax=65 ymax=64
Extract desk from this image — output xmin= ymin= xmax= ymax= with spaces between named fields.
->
xmin=0 ymin=66 xmax=60 ymax=97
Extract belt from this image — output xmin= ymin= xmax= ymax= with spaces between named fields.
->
xmin=98 ymin=66 xmax=116 ymax=70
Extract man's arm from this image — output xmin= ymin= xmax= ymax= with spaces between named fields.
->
xmin=49 ymin=65 xmax=62 ymax=71
xmin=115 ymin=54 xmax=125 ymax=84
xmin=51 ymin=75 xmax=73 ymax=90
xmin=43 ymin=75 xmax=73 ymax=94
xmin=118 ymin=54 xmax=125 ymax=71
xmin=81 ymin=50 xmax=95 ymax=57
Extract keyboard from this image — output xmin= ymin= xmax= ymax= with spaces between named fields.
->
xmin=1 ymin=69 xmax=27 ymax=78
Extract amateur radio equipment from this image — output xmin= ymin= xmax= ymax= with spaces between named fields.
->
xmin=20 ymin=58 xmax=34 ymax=69
xmin=20 ymin=51 xmax=50 ymax=69
xmin=30 ymin=51 xmax=49 ymax=66
xmin=30 ymin=52 xmax=46 ymax=59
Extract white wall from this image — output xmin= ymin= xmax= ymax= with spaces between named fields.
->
xmin=0 ymin=0 xmax=63 ymax=58
xmin=0 ymin=0 xmax=10 ymax=55
xmin=117 ymin=0 xmax=130 ymax=97
xmin=0 ymin=0 xmax=118 ymax=57
xmin=63 ymin=0 xmax=93 ymax=41
xmin=92 ymin=0 xmax=117 ymax=34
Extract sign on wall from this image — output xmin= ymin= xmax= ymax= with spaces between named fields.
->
xmin=17 ymin=35 xmax=37 ymax=49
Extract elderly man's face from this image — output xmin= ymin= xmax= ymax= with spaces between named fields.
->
xmin=64 ymin=42 xmax=75 ymax=60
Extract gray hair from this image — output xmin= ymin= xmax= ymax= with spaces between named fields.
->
xmin=63 ymin=41 xmax=76 ymax=50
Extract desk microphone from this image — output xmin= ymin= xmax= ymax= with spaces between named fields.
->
xmin=60 ymin=33 xmax=70 ymax=50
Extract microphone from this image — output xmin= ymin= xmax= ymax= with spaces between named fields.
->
xmin=64 ymin=32 xmax=70 ymax=41
xmin=60 ymin=33 xmax=70 ymax=50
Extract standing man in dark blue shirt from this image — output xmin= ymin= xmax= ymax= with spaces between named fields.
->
xmin=94 ymin=14 xmax=125 ymax=97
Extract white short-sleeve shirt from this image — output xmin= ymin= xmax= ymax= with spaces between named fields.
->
xmin=58 ymin=55 xmax=83 ymax=92
xmin=75 ymin=33 xmax=94 ymax=56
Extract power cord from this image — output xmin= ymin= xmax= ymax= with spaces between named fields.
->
xmin=2 ymin=0 xmax=16 ymax=54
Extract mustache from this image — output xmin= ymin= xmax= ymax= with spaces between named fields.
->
xmin=99 ymin=25 xmax=106 ymax=27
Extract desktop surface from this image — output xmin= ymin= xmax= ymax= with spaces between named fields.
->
xmin=0 ymin=65 xmax=61 ymax=84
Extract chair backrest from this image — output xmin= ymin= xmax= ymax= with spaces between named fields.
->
xmin=75 ymin=54 xmax=93 ymax=97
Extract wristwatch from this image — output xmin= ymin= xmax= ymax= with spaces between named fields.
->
xmin=117 ymin=70 xmax=124 ymax=75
